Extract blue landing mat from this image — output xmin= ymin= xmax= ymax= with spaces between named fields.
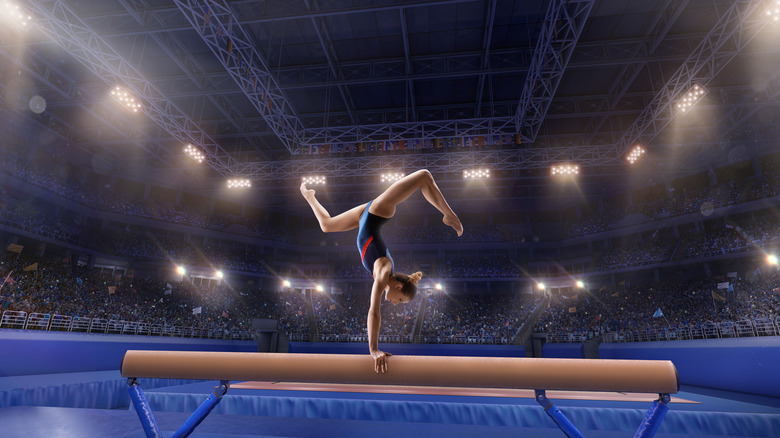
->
xmin=0 ymin=370 xmax=198 ymax=409
xmin=1 ymin=406 xmax=773 ymax=438
xmin=134 ymin=382 xmax=780 ymax=437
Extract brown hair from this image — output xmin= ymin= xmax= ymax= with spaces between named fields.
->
xmin=392 ymin=271 xmax=422 ymax=300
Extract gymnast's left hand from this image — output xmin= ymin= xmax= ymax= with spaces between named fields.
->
xmin=371 ymin=350 xmax=392 ymax=373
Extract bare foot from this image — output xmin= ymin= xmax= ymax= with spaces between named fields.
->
xmin=300 ymin=182 xmax=315 ymax=200
xmin=443 ymin=215 xmax=463 ymax=237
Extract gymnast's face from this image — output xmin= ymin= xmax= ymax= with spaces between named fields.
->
xmin=384 ymin=283 xmax=409 ymax=306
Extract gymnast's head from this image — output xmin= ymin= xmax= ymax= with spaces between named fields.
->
xmin=385 ymin=271 xmax=422 ymax=305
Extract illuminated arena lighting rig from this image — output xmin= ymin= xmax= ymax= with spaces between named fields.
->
xmin=767 ymin=0 xmax=780 ymax=22
xmin=1 ymin=1 xmax=32 ymax=28
xmin=551 ymin=164 xmax=579 ymax=176
xmin=302 ymin=175 xmax=326 ymax=185
xmin=109 ymin=85 xmax=142 ymax=113
xmin=380 ymin=173 xmax=405 ymax=183
xmin=226 ymin=179 xmax=251 ymax=189
xmin=463 ymin=168 xmax=490 ymax=179
xmin=627 ymin=145 xmax=646 ymax=164
xmin=676 ymin=84 xmax=706 ymax=114
xmin=183 ymin=144 xmax=204 ymax=163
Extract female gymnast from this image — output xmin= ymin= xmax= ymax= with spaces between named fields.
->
xmin=301 ymin=169 xmax=462 ymax=373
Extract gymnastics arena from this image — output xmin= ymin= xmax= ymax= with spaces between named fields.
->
xmin=1 ymin=0 xmax=780 ymax=437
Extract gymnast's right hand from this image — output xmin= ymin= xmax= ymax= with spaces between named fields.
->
xmin=371 ymin=349 xmax=392 ymax=373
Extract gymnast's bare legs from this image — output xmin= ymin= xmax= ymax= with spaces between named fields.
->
xmin=300 ymin=169 xmax=463 ymax=236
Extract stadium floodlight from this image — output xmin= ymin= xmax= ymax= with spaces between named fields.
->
xmin=463 ymin=168 xmax=491 ymax=179
xmin=626 ymin=144 xmax=646 ymax=164
xmin=227 ymin=178 xmax=251 ymax=189
xmin=766 ymin=0 xmax=780 ymax=22
xmin=768 ymin=254 xmax=779 ymax=266
xmin=551 ymin=164 xmax=579 ymax=176
xmin=315 ymin=284 xmax=324 ymax=292
xmin=576 ymin=280 xmax=585 ymax=288
xmin=434 ymin=283 xmax=443 ymax=290
xmin=109 ymin=85 xmax=142 ymax=113
xmin=215 ymin=270 xmax=224 ymax=279
xmin=381 ymin=173 xmax=405 ymax=183
xmin=675 ymin=83 xmax=706 ymax=114
xmin=183 ymin=144 xmax=205 ymax=163
xmin=282 ymin=279 xmax=291 ymax=288
xmin=537 ymin=282 xmax=546 ymax=290
xmin=302 ymin=175 xmax=326 ymax=185
xmin=1 ymin=1 xmax=32 ymax=28
xmin=176 ymin=266 xmax=186 ymax=275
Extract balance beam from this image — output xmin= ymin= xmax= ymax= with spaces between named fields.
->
xmin=121 ymin=350 xmax=678 ymax=394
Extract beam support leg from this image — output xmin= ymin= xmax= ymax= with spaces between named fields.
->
xmin=127 ymin=378 xmax=163 ymax=438
xmin=634 ymin=393 xmax=671 ymax=438
xmin=535 ymin=389 xmax=585 ymax=438
xmin=172 ymin=380 xmax=231 ymax=438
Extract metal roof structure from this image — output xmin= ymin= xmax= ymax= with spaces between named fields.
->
xmin=2 ymin=0 xmax=779 ymax=188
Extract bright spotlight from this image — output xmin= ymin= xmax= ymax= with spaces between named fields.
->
xmin=537 ymin=283 xmax=545 ymax=290
xmin=302 ymin=175 xmax=326 ymax=185
xmin=110 ymin=86 xmax=142 ymax=113
xmin=176 ymin=266 xmax=186 ymax=275
xmin=227 ymin=178 xmax=251 ymax=189
xmin=282 ymin=279 xmax=291 ymax=288
xmin=315 ymin=284 xmax=324 ymax=292
xmin=381 ymin=173 xmax=405 ymax=183
xmin=626 ymin=144 xmax=645 ymax=164
xmin=463 ymin=168 xmax=491 ymax=179
xmin=215 ymin=270 xmax=224 ymax=279
xmin=765 ymin=1 xmax=780 ymax=22
xmin=1 ymin=2 xmax=32 ymax=29
xmin=434 ymin=283 xmax=443 ymax=290
xmin=183 ymin=144 xmax=205 ymax=163
xmin=675 ymin=83 xmax=707 ymax=114
xmin=551 ymin=164 xmax=579 ymax=176
xmin=576 ymin=280 xmax=585 ymax=288
xmin=768 ymin=254 xmax=779 ymax=266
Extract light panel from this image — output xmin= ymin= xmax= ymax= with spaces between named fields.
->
xmin=302 ymin=175 xmax=326 ymax=185
xmin=183 ymin=144 xmax=204 ymax=163
xmin=551 ymin=164 xmax=579 ymax=176
xmin=381 ymin=173 xmax=405 ymax=183
xmin=227 ymin=178 xmax=251 ymax=189
xmin=627 ymin=145 xmax=646 ymax=164
xmin=675 ymin=84 xmax=706 ymax=114
xmin=1 ymin=2 xmax=32 ymax=28
xmin=766 ymin=1 xmax=780 ymax=22
xmin=110 ymin=85 xmax=142 ymax=113
xmin=463 ymin=168 xmax=491 ymax=179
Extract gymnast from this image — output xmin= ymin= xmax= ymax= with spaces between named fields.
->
xmin=301 ymin=169 xmax=462 ymax=373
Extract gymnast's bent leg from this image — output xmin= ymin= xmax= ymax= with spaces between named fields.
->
xmin=371 ymin=169 xmax=463 ymax=236
xmin=301 ymin=182 xmax=367 ymax=233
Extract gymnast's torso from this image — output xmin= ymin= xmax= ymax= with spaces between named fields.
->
xmin=357 ymin=200 xmax=394 ymax=275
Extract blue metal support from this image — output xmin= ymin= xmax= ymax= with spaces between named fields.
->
xmin=634 ymin=393 xmax=671 ymax=438
xmin=171 ymin=380 xmax=231 ymax=438
xmin=127 ymin=378 xmax=163 ymax=438
xmin=127 ymin=378 xmax=231 ymax=438
xmin=534 ymin=389 xmax=585 ymax=438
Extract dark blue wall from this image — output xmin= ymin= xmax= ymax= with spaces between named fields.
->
xmin=599 ymin=337 xmax=780 ymax=397
xmin=289 ymin=342 xmax=525 ymax=357
xmin=542 ymin=343 xmax=584 ymax=358
xmin=0 ymin=330 xmax=256 ymax=377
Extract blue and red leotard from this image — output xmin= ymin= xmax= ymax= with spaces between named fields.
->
xmin=356 ymin=200 xmax=394 ymax=275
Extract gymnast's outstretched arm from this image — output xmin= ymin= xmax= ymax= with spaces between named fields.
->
xmin=367 ymin=258 xmax=393 ymax=373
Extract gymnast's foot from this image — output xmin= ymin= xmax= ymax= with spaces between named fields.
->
xmin=300 ymin=182 xmax=315 ymax=200
xmin=443 ymin=215 xmax=463 ymax=237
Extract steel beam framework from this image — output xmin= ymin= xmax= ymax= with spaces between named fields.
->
xmin=615 ymin=0 xmax=769 ymax=158
xmin=23 ymin=0 xmax=237 ymax=176
xmin=514 ymin=0 xmax=594 ymax=142
xmin=174 ymin=0 xmax=306 ymax=154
